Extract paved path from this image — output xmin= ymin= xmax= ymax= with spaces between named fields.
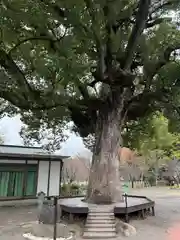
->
xmin=1 ymin=187 xmax=180 ymax=240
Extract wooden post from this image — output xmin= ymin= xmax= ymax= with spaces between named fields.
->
xmin=124 ymin=194 xmax=129 ymax=223
xmin=141 ymin=209 xmax=145 ymax=219
xmin=59 ymin=161 xmax=63 ymax=196
xmin=69 ymin=213 xmax=74 ymax=223
xmin=53 ymin=197 xmax=58 ymax=240
xmin=47 ymin=160 xmax=51 ymax=197
xmin=152 ymin=206 xmax=155 ymax=216
xmin=22 ymin=160 xmax=28 ymax=198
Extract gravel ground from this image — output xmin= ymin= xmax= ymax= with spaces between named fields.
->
xmin=0 ymin=187 xmax=180 ymax=240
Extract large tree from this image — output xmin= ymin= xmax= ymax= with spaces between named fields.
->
xmin=0 ymin=0 xmax=180 ymax=203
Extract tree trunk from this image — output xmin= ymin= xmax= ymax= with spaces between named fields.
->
xmin=86 ymin=102 xmax=124 ymax=204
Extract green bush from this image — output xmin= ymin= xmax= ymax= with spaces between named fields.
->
xmin=61 ymin=184 xmax=68 ymax=192
xmin=147 ymin=175 xmax=156 ymax=186
xmin=61 ymin=183 xmax=82 ymax=196
xmin=71 ymin=183 xmax=79 ymax=190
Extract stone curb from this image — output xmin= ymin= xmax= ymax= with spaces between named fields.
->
xmin=0 ymin=201 xmax=38 ymax=208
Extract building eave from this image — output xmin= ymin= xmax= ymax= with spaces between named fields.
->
xmin=0 ymin=152 xmax=70 ymax=162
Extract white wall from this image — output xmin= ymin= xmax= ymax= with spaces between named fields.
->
xmin=37 ymin=161 xmax=61 ymax=196
xmin=49 ymin=162 xmax=60 ymax=196
xmin=37 ymin=161 xmax=49 ymax=195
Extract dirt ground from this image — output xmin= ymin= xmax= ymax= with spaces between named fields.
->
xmin=0 ymin=187 xmax=180 ymax=240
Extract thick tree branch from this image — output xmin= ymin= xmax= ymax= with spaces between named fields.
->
xmin=84 ymin=0 xmax=105 ymax=82
xmin=125 ymin=88 xmax=169 ymax=121
xmin=90 ymin=67 xmax=135 ymax=88
xmin=154 ymin=44 xmax=180 ymax=72
xmin=103 ymin=4 xmax=112 ymax=75
xmin=150 ymin=0 xmax=177 ymax=15
xmin=0 ymin=83 xmax=102 ymax=115
xmin=0 ymin=88 xmax=64 ymax=111
xmin=0 ymin=49 xmax=33 ymax=95
xmin=144 ymin=43 xmax=180 ymax=88
xmin=122 ymin=0 xmax=151 ymax=70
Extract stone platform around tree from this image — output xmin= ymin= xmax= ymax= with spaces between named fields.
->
xmin=59 ymin=195 xmax=155 ymax=222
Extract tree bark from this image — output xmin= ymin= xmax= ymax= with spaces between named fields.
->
xmin=86 ymin=100 xmax=124 ymax=204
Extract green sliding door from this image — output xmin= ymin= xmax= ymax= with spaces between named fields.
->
xmin=9 ymin=171 xmax=24 ymax=197
xmin=0 ymin=164 xmax=37 ymax=198
xmin=26 ymin=171 xmax=36 ymax=196
xmin=0 ymin=172 xmax=10 ymax=197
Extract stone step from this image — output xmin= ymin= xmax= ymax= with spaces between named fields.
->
xmin=83 ymin=209 xmax=117 ymax=239
xmin=83 ymin=231 xmax=117 ymax=239
xmin=88 ymin=212 xmax=114 ymax=216
xmin=85 ymin=223 xmax=115 ymax=228
xmin=86 ymin=219 xmax=115 ymax=224
xmin=89 ymin=209 xmax=113 ymax=213
xmin=88 ymin=213 xmax=115 ymax=218
xmin=87 ymin=216 xmax=115 ymax=220
xmin=84 ymin=227 xmax=116 ymax=232
xmin=89 ymin=211 xmax=114 ymax=214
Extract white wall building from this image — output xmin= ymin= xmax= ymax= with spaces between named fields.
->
xmin=0 ymin=145 xmax=69 ymax=200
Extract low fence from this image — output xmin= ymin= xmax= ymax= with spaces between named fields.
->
xmin=56 ymin=180 xmax=167 ymax=199
xmin=123 ymin=180 xmax=167 ymax=190
xmin=122 ymin=181 xmax=150 ymax=190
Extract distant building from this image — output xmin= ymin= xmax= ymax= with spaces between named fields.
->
xmin=0 ymin=145 xmax=69 ymax=200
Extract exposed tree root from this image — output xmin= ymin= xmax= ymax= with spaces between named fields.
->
xmin=116 ymin=219 xmax=137 ymax=237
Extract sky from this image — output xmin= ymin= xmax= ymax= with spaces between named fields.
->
xmin=0 ymin=115 xmax=91 ymax=158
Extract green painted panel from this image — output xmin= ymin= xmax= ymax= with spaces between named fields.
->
xmin=0 ymin=172 xmax=10 ymax=197
xmin=25 ymin=171 xmax=36 ymax=196
xmin=10 ymin=171 xmax=24 ymax=197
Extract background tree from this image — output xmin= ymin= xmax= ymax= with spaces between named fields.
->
xmin=20 ymin=123 xmax=68 ymax=152
xmin=123 ymin=112 xmax=177 ymax=183
xmin=159 ymin=159 xmax=180 ymax=186
xmin=0 ymin=0 xmax=180 ymax=203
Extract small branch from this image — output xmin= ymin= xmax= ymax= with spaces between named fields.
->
xmin=8 ymin=33 xmax=66 ymax=54
xmin=146 ymin=17 xmax=170 ymax=28
xmin=150 ymin=0 xmax=176 ymax=15
xmin=90 ymin=71 xmax=109 ymax=86
xmin=76 ymin=83 xmax=90 ymax=100
xmin=112 ymin=3 xmax=138 ymax=34
xmin=9 ymin=37 xmax=53 ymax=54
xmin=83 ymin=0 xmax=100 ymax=43
xmin=122 ymin=0 xmax=151 ymax=70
